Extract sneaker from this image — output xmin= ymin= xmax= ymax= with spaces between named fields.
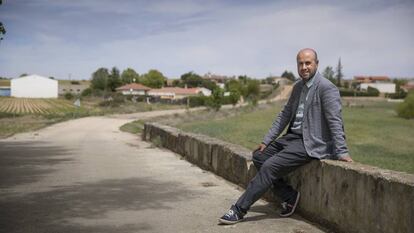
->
xmin=279 ymin=191 xmax=300 ymax=217
xmin=218 ymin=206 xmax=244 ymax=225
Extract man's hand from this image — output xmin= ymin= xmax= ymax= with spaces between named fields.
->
xmin=257 ymin=143 xmax=266 ymax=152
xmin=338 ymin=155 xmax=353 ymax=162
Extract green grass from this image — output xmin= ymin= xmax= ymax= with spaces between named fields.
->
xmin=120 ymin=120 xmax=145 ymax=134
xmin=175 ymin=101 xmax=414 ymax=174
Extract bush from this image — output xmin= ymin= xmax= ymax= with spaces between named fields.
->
xmin=339 ymin=88 xmax=379 ymax=97
xmin=188 ymin=96 xmax=207 ymax=107
xmin=81 ymin=88 xmax=93 ymax=97
xmin=396 ymin=92 xmax=414 ymax=119
xmin=367 ymin=86 xmax=380 ymax=96
xmin=64 ymin=92 xmax=74 ymax=100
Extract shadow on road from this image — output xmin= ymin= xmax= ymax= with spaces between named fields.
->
xmin=0 ymin=177 xmax=202 ymax=233
xmin=0 ymin=141 xmax=75 ymax=189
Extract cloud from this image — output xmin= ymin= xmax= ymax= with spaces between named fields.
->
xmin=0 ymin=1 xmax=413 ymax=79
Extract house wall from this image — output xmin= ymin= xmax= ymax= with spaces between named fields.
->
xmin=11 ymin=75 xmax=58 ymax=98
xmin=360 ymin=83 xmax=396 ymax=93
xmin=121 ymin=90 xmax=147 ymax=95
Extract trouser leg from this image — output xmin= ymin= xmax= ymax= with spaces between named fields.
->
xmin=235 ymin=134 xmax=312 ymax=212
xmin=252 ymin=142 xmax=296 ymax=202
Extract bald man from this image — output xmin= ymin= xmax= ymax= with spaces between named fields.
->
xmin=219 ymin=48 xmax=353 ymax=225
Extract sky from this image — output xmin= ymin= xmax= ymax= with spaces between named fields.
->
xmin=0 ymin=0 xmax=413 ymax=80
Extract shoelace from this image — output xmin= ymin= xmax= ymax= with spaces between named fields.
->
xmin=281 ymin=202 xmax=290 ymax=209
xmin=225 ymin=209 xmax=235 ymax=218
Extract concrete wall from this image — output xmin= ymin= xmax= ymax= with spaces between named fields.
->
xmin=143 ymin=122 xmax=414 ymax=233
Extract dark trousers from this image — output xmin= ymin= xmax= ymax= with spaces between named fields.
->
xmin=235 ymin=133 xmax=314 ymax=213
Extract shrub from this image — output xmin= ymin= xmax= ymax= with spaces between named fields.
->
xmin=367 ymin=86 xmax=380 ymax=96
xmin=396 ymin=92 xmax=414 ymax=119
xmin=81 ymin=88 xmax=92 ymax=97
xmin=339 ymin=88 xmax=379 ymax=97
xmin=64 ymin=92 xmax=74 ymax=100
xmin=188 ymin=96 xmax=207 ymax=107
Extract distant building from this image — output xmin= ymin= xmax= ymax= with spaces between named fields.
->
xmin=11 ymin=74 xmax=58 ymax=98
xmin=148 ymin=87 xmax=209 ymax=100
xmin=354 ymin=75 xmax=395 ymax=94
xmin=401 ymin=81 xmax=414 ymax=92
xmin=0 ymin=86 xmax=10 ymax=96
xmin=203 ymin=72 xmax=235 ymax=84
xmin=58 ymin=81 xmax=90 ymax=95
xmin=116 ymin=83 xmax=151 ymax=96
xmin=354 ymin=76 xmax=391 ymax=83
xmin=360 ymin=83 xmax=396 ymax=94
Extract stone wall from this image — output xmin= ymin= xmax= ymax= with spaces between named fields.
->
xmin=143 ymin=122 xmax=414 ymax=233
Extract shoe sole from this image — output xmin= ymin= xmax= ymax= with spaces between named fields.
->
xmin=218 ymin=218 xmax=243 ymax=225
xmin=279 ymin=192 xmax=300 ymax=217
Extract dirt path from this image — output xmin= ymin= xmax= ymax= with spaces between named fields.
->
xmin=0 ymin=109 xmax=326 ymax=233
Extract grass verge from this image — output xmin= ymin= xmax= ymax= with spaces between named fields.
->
xmin=172 ymin=100 xmax=414 ymax=174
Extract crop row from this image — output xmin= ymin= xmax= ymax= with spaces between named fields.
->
xmin=0 ymin=97 xmax=76 ymax=114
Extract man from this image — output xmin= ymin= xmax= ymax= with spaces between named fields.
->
xmin=219 ymin=48 xmax=353 ymax=225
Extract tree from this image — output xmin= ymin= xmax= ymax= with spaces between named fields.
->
xmin=91 ymin=67 xmax=109 ymax=91
xmin=141 ymin=69 xmax=166 ymax=88
xmin=201 ymin=79 xmax=217 ymax=90
xmin=121 ymin=68 xmax=139 ymax=84
xmin=180 ymin=71 xmax=203 ymax=88
xmin=246 ymin=79 xmax=260 ymax=105
xmin=322 ymin=66 xmax=336 ymax=84
xmin=0 ymin=0 xmax=5 ymax=42
xmin=396 ymin=91 xmax=414 ymax=119
xmin=206 ymin=88 xmax=223 ymax=111
xmin=281 ymin=70 xmax=296 ymax=81
xmin=107 ymin=67 xmax=122 ymax=91
xmin=335 ymin=58 xmax=343 ymax=87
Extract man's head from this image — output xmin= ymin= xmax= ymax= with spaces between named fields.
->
xmin=296 ymin=48 xmax=319 ymax=81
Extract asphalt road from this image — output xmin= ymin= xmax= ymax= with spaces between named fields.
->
xmin=0 ymin=109 xmax=327 ymax=233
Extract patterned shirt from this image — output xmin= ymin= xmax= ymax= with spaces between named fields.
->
xmin=290 ymin=76 xmax=315 ymax=135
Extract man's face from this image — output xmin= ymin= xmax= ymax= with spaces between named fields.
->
xmin=297 ymin=51 xmax=318 ymax=81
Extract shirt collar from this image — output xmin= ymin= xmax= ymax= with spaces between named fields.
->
xmin=304 ymin=72 xmax=317 ymax=88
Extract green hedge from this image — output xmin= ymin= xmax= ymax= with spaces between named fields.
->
xmin=339 ymin=87 xmax=380 ymax=97
xmin=396 ymin=92 xmax=414 ymax=119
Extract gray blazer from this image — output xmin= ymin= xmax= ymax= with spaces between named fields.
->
xmin=262 ymin=72 xmax=349 ymax=159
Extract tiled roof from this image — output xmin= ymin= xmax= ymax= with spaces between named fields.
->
xmin=354 ymin=76 xmax=390 ymax=81
xmin=116 ymin=83 xmax=151 ymax=91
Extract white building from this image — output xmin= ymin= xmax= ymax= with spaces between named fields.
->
xmin=360 ymin=83 xmax=396 ymax=94
xmin=11 ymin=75 xmax=58 ymax=98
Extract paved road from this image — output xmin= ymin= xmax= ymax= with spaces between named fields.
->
xmin=0 ymin=109 xmax=327 ymax=233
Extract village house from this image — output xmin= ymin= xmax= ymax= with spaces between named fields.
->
xmin=116 ymin=83 xmax=151 ymax=96
xmin=353 ymin=75 xmax=395 ymax=94
xmin=148 ymin=87 xmax=210 ymax=100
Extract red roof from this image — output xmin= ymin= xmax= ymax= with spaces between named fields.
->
xmin=116 ymin=83 xmax=151 ymax=91
xmin=354 ymin=76 xmax=390 ymax=83
xmin=148 ymin=87 xmax=200 ymax=95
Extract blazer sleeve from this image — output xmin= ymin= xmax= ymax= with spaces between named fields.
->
xmin=320 ymin=83 xmax=350 ymax=158
xmin=262 ymin=83 xmax=297 ymax=145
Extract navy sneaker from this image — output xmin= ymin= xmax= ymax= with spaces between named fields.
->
xmin=218 ymin=206 xmax=244 ymax=225
xmin=279 ymin=191 xmax=300 ymax=217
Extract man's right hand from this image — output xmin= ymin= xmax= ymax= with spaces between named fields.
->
xmin=257 ymin=143 xmax=266 ymax=152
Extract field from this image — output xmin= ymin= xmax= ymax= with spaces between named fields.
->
xmin=0 ymin=96 xmax=183 ymax=138
xmin=173 ymin=100 xmax=414 ymax=174
xmin=0 ymin=97 xmax=77 ymax=115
